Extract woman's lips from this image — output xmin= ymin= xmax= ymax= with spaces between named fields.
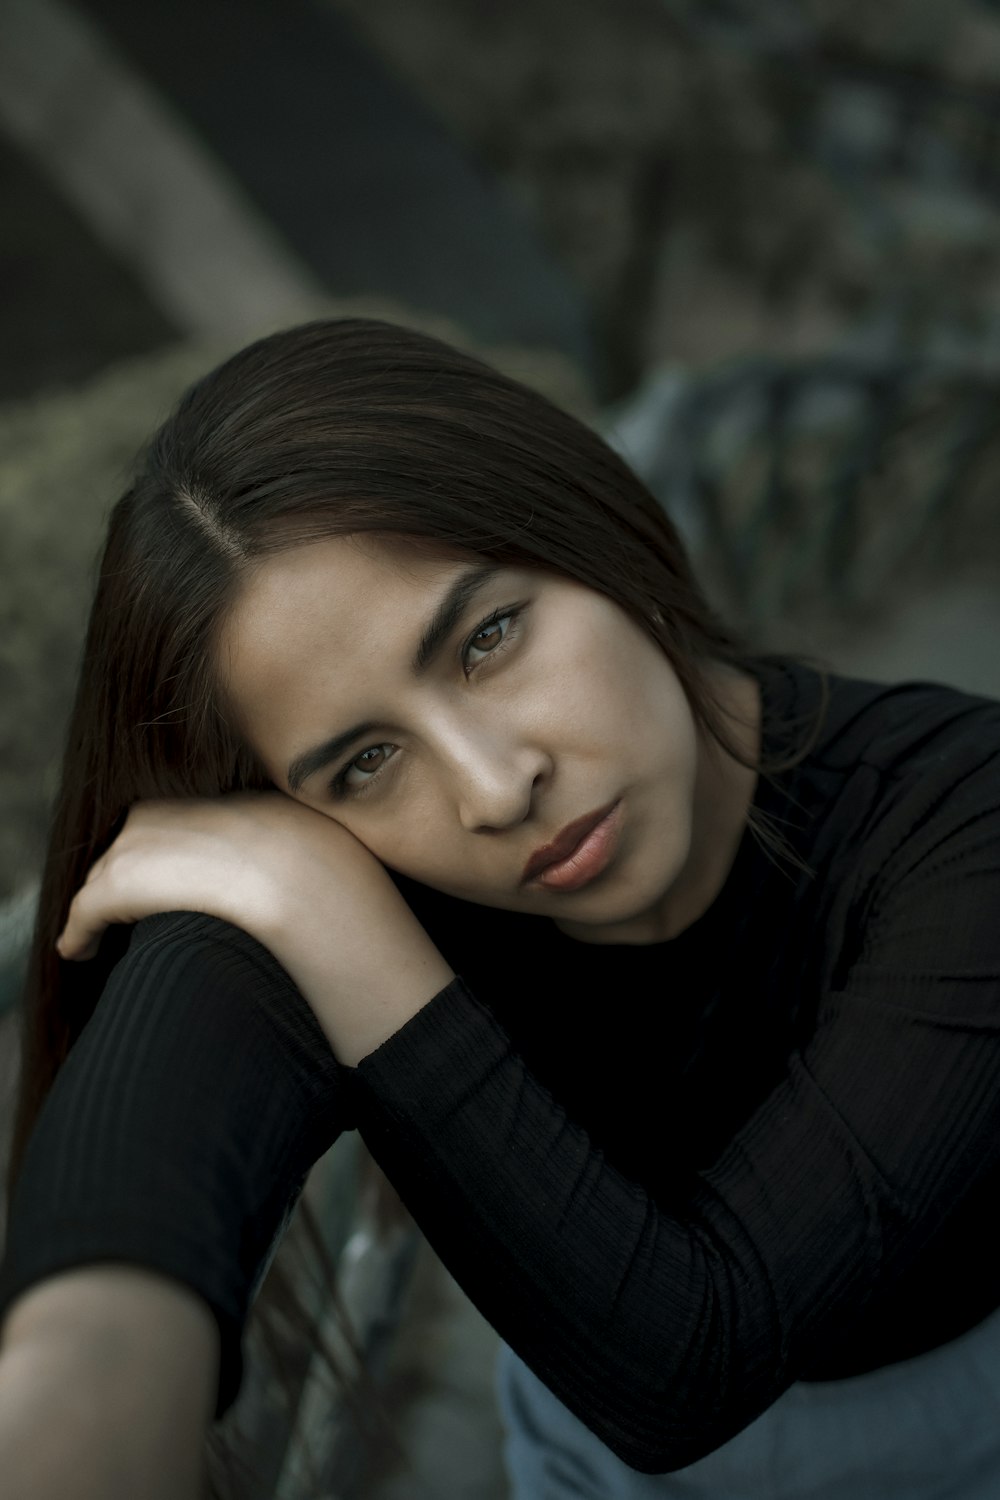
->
xmin=526 ymin=801 xmax=622 ymax=892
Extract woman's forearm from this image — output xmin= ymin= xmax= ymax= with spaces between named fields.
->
xmin=0 ymin=911 xmax=352 ymax=1422
xmin=0 ymin=1265 xmax=218 ymax=1500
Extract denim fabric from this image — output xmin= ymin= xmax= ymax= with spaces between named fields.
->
xmin=496 ymin=1305 xmax=1000 ymax=1499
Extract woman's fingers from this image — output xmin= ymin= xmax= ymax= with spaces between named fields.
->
xmin=56 ymin=851 xmax=120 ymax=960
xmin=55 ymin=919 xmax=102 ymax=962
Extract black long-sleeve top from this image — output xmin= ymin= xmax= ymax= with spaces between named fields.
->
xmin=2 ymin=656 xmax=1000 ymax=1472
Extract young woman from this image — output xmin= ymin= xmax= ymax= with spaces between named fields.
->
xmin=2 ymin=318 xmax=1000 ymax=1499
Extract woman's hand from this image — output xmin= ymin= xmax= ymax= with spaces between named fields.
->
xmin=55 ymin=792 xmax=455 ymax=1064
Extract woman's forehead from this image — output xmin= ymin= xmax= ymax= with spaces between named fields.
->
xmin=217 ymin=535 xmax=520 ymax=734
xmin=222 ymin=537 xmax=461 ymax=664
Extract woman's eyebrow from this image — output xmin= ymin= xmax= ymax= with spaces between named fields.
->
xmin=285 ymin=562 xmax=504 ymax=793
xmin=411 ymin=562 xmax=503 ymax=672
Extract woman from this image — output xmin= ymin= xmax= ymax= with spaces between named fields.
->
xmin=2 ymin=317 xmax=1000 ymax=1498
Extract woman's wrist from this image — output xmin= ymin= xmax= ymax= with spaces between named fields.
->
xmin=275 ymin=912 xmax=457 ymax=1066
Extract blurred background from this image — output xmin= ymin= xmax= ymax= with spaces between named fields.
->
xmin=1 ymin=0 xmax=1000 ymax=1494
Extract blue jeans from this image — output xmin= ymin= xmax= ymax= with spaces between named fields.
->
xmin=495 ymin=1305 xmax=1000 ymax=1498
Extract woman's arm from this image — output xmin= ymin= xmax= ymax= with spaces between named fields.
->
xmin=9 ymin=751 xmax=998 ymax=1475
xmin=0 ymin=1265 xmax=217 ymax=1500
xmin=0 ymin=909 xmax=352 ymax=1420
xmin=346 ymin=757 xmax=1000 ymax=1472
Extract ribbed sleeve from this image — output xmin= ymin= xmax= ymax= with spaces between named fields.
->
xmin=0 ymin=909 xmax=350 ymax=1418
xmin=348 ymin=745 xmax=1000 ymax=1472
xmin=4 ymin=660 xmax=999 ymax=1470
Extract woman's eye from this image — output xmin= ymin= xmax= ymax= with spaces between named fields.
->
xmin=353 ymin=745 xmax=389 ymax=775
xmin=332 ymin=743 xmax=395 ymax=798
xmin=464 ymin=611 xmax=517 ymax=670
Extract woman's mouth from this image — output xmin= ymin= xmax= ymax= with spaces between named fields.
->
xmin=524 ymin=801 xmax=622 ymax=892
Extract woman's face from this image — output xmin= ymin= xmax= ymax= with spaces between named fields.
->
xmin=218 ymin=533 xmax=757 ymax=945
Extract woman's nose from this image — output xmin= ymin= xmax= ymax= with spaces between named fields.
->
xmin=442 ymin=725 xmax=551 ymax=833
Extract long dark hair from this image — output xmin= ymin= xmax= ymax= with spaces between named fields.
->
xmin=6 ymin=317 xmax=829 ymax=1492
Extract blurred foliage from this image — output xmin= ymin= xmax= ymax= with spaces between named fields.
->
xmin=330 ymin=0 xmax=1000 ymax=395
xmin=604 ymin=352 xmax=1000 ymax=632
